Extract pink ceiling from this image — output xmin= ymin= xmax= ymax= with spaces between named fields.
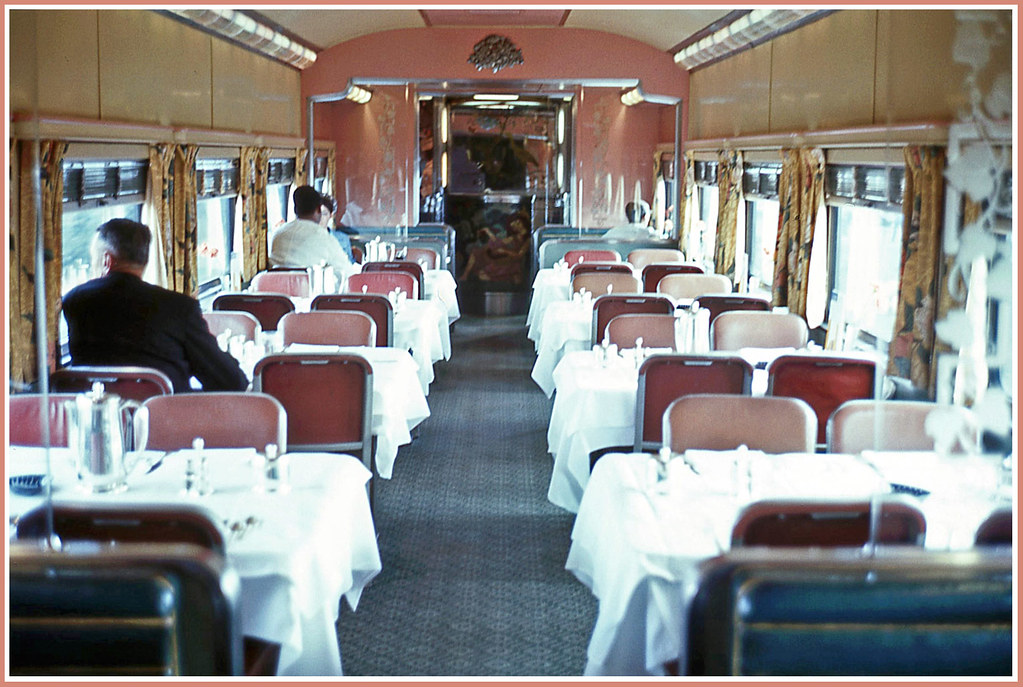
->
xmin=419 ymin=9 xmax=570 ymax=27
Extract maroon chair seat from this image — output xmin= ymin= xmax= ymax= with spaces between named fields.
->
xmin=361 ymin=261 xmax=424 ymax=298
xmin=250 ymin=270 xmax=310 ymax=298
xmin=664 ymin=394 xmax=817 ymax=454
xmin=975 ymin=508 xmax=1012 ymax=547
xmin=694 ymin=294 xmax=770 ymax=326
xmin=9 ymin=393 xmax=78 ymax=447
xmin=202 ymin=311 xmax=262 ymax=342
xmin=570 ymin=262 xmax=635 ymax=281
xmin=591 ymin=293 xmax=675 ymax=347
xmin=564 ymin=249 xmax=621 ymax=265
xmin=50 ymin=365 xmax=174 ymax=402
xmin=212 ymin=293 xmax=295 ymax=331
xmin=346 ymin=271 xmax=417 ymax=299
xmin=731 ymin=499 xmax=927 ymax=547
xmin=641 ymin=262 xmax=704 ymax=292
xmin=134 ymin=392 xmax=287 ymax=453
xmin=605 ymin=314 xmax=678 ymax=351
xmin=403 ymin=247 xmax=440 ymax=270
xmin=311 ymin=293 xmax=394 ymax=347
xmin=279 ymin=310 xmax=377 ymax=347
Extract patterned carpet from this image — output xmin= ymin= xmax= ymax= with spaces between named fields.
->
xmin=335 ymin=314 xmax=598 ymax=676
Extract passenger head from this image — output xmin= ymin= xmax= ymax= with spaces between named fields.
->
xmin=625 ymin=200 xmax=650 ymax=224
xmin=92 ymin=218 xmax=150 ymax=276
xmin=293 ymin=185 xmax=323 ymax=221
xmin=319 ymin=194 xmax=336 ymax=228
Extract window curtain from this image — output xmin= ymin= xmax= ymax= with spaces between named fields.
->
xmin=167 ymin=145 xmax=199 ymax=296
xmin=143 ymin=143 xmax=175 ymax=289
xmin=292 ymin=146 xmax=309 ymax=201
xmin=10 ymin=139 xmax=67 ymax=388
xmin=886 ymin=145 xmax=946 ymax=393
xmin=713 ymin=150 xmax=743 ymax=281
xmin=678 ymin=151 xmax=696 ymax=258
xmin=324 ymin=147 xmax=337 ymax=200
xmin=240 ymin=146 xmax=271 ymax=284
xmin=772 ymin=148 xmax=826 ymax=317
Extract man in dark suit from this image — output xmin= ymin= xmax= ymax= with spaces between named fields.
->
xmin=62 ymin=219 xmax=248 ymax=392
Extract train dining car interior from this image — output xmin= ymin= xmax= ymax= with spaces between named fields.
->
xmin=5 ymin=5 xmax=1016 ymax=678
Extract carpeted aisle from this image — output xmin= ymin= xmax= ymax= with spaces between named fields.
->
xmin=335 ymin=314 xmax=598 ymax=676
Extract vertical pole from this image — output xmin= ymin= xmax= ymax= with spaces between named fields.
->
xmin=673 ymin=102 xmax=683 ymax=243
xmin=306 ymin=97 xmax=316 ymax=186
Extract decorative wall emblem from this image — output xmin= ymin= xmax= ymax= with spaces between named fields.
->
xmin=468 ymin=34 xmax=524 ymax=73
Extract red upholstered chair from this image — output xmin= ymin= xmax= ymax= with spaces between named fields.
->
xmin=346 ymin=271 xmax=417 ymax=299
xmin=202 ymin=311 xmax=262 ymax=343
xmin=361 ymin=261 xmax=424 ymax=299
xmin=279 ymin=310 xmax=377 ymax=347
xmin=570 ymin=262 xmax=636 ymax=281
xmin=710 ymin=311 xmax=809 ymax=351
xmin=605 ymin=314 xmax=678 ymax=351
xmin=571 ymin=271 xmax=641 ymax=296
xmin=975 ymin=508 xmax=1012 ymax=547
xmin=591 ymin=294 xmax=675 ymax=347
xmin=664 ymin=394 xmax=816 ymax=454
xmin=694 ymin=294 xmax=770 ymax=326
xmin=253 ymin=353 xmax=373 ymax=471
xmin=50 ymin=366 xmax=174 ymax=402
xmin=636 ymin=354 xmax=753 ymax=452
xmin=731 ymin=499 xmax=927 ymax=547
xmin=627 ymin=248 xmax=685 ymax=271
xmin=656 ymin=272 xmax=732 ymax=300
xmin=212 ymin=293 xmax=295 ymax=331
xmin=641 ymin=262 xmax=705 ymax=292
xmin=134 ymin=392 xmax=287 ymax=453
xmin=767 ymin=353 xmax=878 ymax=448
xmin=404 ymin=247 xmax=440 ymax=270
xmin=9 ymin=393 xmax=78 ymax=447
xmin=564 ymin=249 xmax=621 ymax=265
xmin=311 ymin=293 xmax=394 ymax=347
xmin=826 ymin=399 xmax=978 ymax=454
xmin=250 ymin=270 xmax=310 ymax=298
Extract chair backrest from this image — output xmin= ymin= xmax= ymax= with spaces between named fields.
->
xmin=16 ymin=502 xmax=226 ymax=555
xmin=591 ymin=294 xmax=675 ymax=347
xmin=571 ymin=272 xmax=641 ymax=296
xmin=604 ymin=314 xmax=677 ymax=350
xmin=50 ymin=366 xmax=174 ymax=402
xmin=310 ymin=293 xmax=394 ymax=347
xmin=687 ymin=547 xmax=1013 ymax=676
xmin=253 ymin=353 xmax=373 ymax=469
xmin=569 ymin=262 xmax=635 ymax=280
xmin=656 ymin=272 xmax=732 ymax=300
xmin=250 ymin=270 xmax=310 ymax=298
xmin=403 ymin=246 xmax=440 ymax=270
xmin=10 ymin=542 xmax=241 ymax=676
xmin=641 ymin=262 xmax=705 ymax=291
xmin=346 ymin=271 xmax=418 ymax=299
xmin=563 ymin=248 xmax=621 ymax=265
xmin=731 ymin=499 xmax=927 ymax=548
xmin=664 ymin=393 xmax=816 ymax=454
xmin=694 ymin=294 xmax=771 ymax=325
xmin=212 ymin=294 xmax=295 ymax=331
xmin=9 ymin=393 xmax=78 ymax=447
xmin=768 ymin=353 xmax=878 ymax=447
xmin=975 ymin=507 xmax=1012 ymax=547
xmin=202 ymin=311 xmax=262 ymax=343
xmin=636 ymin=354 xmax=753 ymax=451
xmin=279 ymin=310 xmax=377 ymax=347
xmin=627 ymin=248 xmax=685 ymax=270
xmin=361 ymin=261 xmax=424 ymax=298
xmin=710 ymin=311 xmax=809 ymax=351
xmin=134 ymin=392 xmax=287 ymax=453
xmin=826 ymin=399 xmax=977 ymax=454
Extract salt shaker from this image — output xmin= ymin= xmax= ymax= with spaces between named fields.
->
xmin=184 ymin=437 xmax=204 ymax=497
xmin=264 ymin=443 xmax=289 ymax=493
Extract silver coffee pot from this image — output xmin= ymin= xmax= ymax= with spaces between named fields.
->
xmin=65 ymin=382 xmax=142 ymax=493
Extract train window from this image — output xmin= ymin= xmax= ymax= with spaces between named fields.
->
xmin=827 ymin=204 xmax=903 ymax=351
xmin=745 ymin=199 xmax=779 ymax=298
xmin=266 ymin=157 xmax=297 ymax=232
xmin=195 ymin=159 xmax=240 ymax=294
xmin=693 ymin=184 xmax=718 ymax=269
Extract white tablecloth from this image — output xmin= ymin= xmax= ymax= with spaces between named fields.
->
xmin=424 ymin=269 xmax=460 ymax=322
xmin=393 ymin=299 xmax=452 ymax=391
xmin=566 ymin=450 xmax=1010 ymax=676
xmin=7 ymin=446 xmax=381 ymax=676
xmin=526 ymin=268 xmax=571 ymax=343
xmin=282 ymin=345 xmax=430 ymax=479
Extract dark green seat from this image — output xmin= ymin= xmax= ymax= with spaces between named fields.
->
xmin=687 ymin=548 xmax=1013 ymax=676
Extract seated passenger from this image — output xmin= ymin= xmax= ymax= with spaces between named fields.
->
xmin=602 ymin=200 xmax=653 ymax=240
xmin=61 ymin=219 xmax=248 ymax=393
xmin=319 ymin=193 xmax=357 ymax=264
xmin=269 ymin=185 xmax=355 ymax=281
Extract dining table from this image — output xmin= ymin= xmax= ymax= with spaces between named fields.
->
xmin=423 ymin=269 xmax=461 ymax=323
xmin=566 ymin=449 xmax=1012 ymax=676
xmin=6 ymin=445 xmax=382 ymax=676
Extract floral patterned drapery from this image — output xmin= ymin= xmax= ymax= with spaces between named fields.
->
xmin=325 ymin=147 xmax=337 ymax=201
xmin=291 ymin=147 xmax=309 ymax=210
xmin=10 ymin=139 xmax=67 ymax=387
xmin=143 ymin=143 xmax=175 ymax=289
xmin=678 ymin=151 xmax=697 ymax=258
xmin=240 ymin=146 xmax=271 ymax=284
xmin=772 ymin=148 xmax=826 ymax=317
xmin=713 ymin=150 xmax=743 ymax=282
xmin=169 ymin=145 xmax=199 ymax=296
xmin=887 ymin=146 xmax=946 ymax=392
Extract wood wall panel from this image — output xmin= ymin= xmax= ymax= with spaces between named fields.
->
xmin=212 ymin=41 xmax=301 ymax=137
xmin=770 ymin=11 xmax=877 ymax=133
xmin=687 ymin=42 xmax=771 ymax=140
xmin=9 ymin=10 xmax=100 ymax=118
xmin=98 ymin=11 xmax=212 ymax=127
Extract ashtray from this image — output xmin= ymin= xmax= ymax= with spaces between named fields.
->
xmin=9 ymin=474 xmax=49 ymax=496
xmin=890 ymin=482 xmax=930 ymax=497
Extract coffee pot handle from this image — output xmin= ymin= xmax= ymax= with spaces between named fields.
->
xmin=120 ymin=399 xmax=143 ymax=451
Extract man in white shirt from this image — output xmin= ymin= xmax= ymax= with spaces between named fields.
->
xmin=269 ymin=185 xmax=354 ymax=283
xmin=602 ymin=200 xmax=653 ymax=239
